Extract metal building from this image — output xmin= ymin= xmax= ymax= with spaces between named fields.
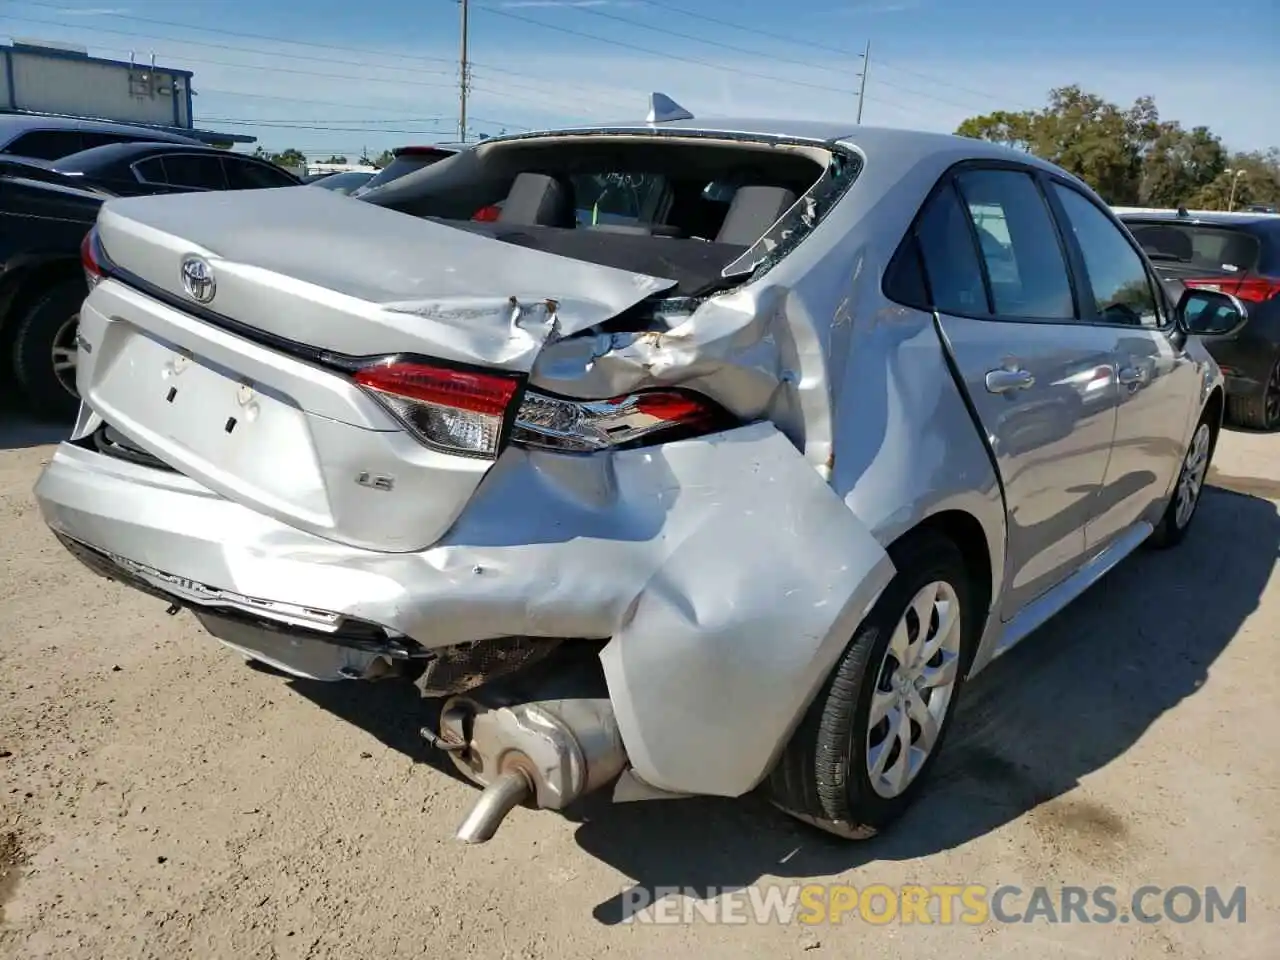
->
xmin=0 ymin=38 xmax=253 ymax=147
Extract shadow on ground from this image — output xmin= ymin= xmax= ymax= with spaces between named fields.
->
xmin=0 ymin=401 xmax=72 ymax=452
xmin=286 ymin=485 xmax=1280 ymax=925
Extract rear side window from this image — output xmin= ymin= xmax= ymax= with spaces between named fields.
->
xmin=1125 ymin=222 xmax=1261 ymax=274
xmin=913 ymin=184 xmax=990 ymax=316
xmin=955 ymin=169 xmax=1075 ymax=321
xmin=1053 ymin=185 xmax=1161 ymax=327
xmin=159 ymin=153 xmax=228 ymax=190
xmin=134 ymin=157 xmax=166 ymax=184
xmin=223 ymin=157 xmax=297 ymax=189
xmin=4 ymin=130 xmax=84 ymax=160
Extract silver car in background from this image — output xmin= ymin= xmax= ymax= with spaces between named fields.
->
xmin=33 ymin=96 xmax=1245 ymax=846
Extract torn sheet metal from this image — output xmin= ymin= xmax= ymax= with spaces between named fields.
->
xmin=530 ymin=250 xmax=863 ymax=475
xmin=95 ymin=188 xmax=676 ymax=369
xmin=35 ymin=421 xmax=892 ymax=797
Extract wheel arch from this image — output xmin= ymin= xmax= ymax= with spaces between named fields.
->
xmin=0 ymin=255 xmax=83 ymax=348
xmin=890 ymin=508 xmax=994 ymax=675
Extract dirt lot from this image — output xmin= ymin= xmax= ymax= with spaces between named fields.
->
xmin=0 ymin=408 xmax=1276 ymax=959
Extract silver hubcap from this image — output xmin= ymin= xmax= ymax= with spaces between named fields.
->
xmin=51 ymin=314 xmax=79 ymax=398
xmin=1174 ymin=422 xmax=1211 ymax=529
xmin=866 ymin=580 xmax=962 ymax=799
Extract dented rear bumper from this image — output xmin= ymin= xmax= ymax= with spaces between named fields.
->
xmin=35 ymin=421 xmax=893 ymax=797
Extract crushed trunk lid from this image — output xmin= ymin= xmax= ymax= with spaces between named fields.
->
xmin=94 ymin=187 xmax=678 ymax=369
xmin=80 ymin=189 xmax=681 ymax=552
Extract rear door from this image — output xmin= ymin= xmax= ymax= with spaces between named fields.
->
xmin=1050 ymin=186 xmax=1198 ymax=547
xmin=913 ymin=164 xmax=1121 ymax=618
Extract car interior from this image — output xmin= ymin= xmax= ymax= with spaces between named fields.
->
xmin=362 ymin=135 xmax=841 ymax=296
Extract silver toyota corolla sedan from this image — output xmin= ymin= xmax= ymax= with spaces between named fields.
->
xmin=33 ymin=95 xmax=1246 ymax=845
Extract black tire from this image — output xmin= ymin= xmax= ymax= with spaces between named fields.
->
xmin=766 ymin=529 xmax=975 ymax=839
xmin=1224 ymin=359 xmax=1280 ymax=432
xmin=11 ymin=278 xmax=85 ymax=422
xmin=1148 ymin=412 xmax=1216 ymax=549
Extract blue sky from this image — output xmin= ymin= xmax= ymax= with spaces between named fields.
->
xmin=3 ymin=0 xmax=1277 ymax=158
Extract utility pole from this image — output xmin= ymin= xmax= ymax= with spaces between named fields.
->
xmin=458 ymin=0 xmax=470 ymax=142
xmin=856 ymin=40 xmax=870 ymax=124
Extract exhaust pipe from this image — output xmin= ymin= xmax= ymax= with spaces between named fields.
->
xmin=455 ymin=770 xmax=532 ymax=844
xmin=436 ymin=683 xmax=628 ymax=843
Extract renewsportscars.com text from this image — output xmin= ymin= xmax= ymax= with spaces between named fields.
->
xmin=621 ymin=884 xmax=1248 ymax=925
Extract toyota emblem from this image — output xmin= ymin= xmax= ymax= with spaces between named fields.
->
xmin=180 ymin=256 xmax=216 ymax=303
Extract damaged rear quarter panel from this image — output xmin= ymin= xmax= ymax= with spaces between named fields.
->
xmin=596 ymin=423 xmax=894 ymax=798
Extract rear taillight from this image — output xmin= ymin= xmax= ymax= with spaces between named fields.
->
xmin=353 ymin=359 xmax=732 ymax=457
xmin=512 ymin=388 xmax=727 ymax=452
xmin=1183 ymin=276 xmax=1280 ymax=303
xmin=472 ymin=204 xmax=502 ymax=222
xmin=81 ymin=227 xmax=105 ymax=289
xmin=353 ymin=361 xmax=521 ymax=459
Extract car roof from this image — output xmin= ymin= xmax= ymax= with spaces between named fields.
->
xmin=52 ymin=141 xmax=265 ymax=172
xmin=0 ymin=113 xmax=202 ymax=147
xmin=485 ymin=117 xmax=1072 ymax=174
xmin=1113 ymin=207 xmax=1280 ymax=227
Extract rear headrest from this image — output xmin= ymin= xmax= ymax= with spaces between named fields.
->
xmin=715 ymin=185 xmax=798 ymax=246
xmin=499 ymin=172 xmax=576 ymax=228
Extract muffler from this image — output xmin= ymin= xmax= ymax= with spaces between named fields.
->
xmin=435 ymin=682 xmax=628 ymax=843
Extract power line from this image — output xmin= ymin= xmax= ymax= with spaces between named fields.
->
xmin=466 ymin=1 xmax=862 ymax=97
xmin=549 ymin=1 xmax=1015 ymax=113
xmin=2 ymin=9 xmax=643 ymax=116
xmin=1 ymin=12 xmax=455 ymax=80
xmin=16 ymin=2 xmax=460 ymax=68
xmin=197 ymin=89 xmax=529 ymax=131
xmin=0 ymin=17 xmax=460 ymax=91
xmin=537 ymin=0 xmax=863 ymax=76
xmin=633 ymin=0 xmax=1039 ymax=110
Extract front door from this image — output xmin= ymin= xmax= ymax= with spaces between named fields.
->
xmin=1045 ymin=182 xmax=1200 ymax=548
xmin=913 ymin=166 xmax=1121 ymax=618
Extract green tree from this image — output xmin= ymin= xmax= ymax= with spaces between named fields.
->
xmin=272 ymin=148 xmax=307 ymax=168
xmin=1140 ymin=123 xmax=1227 ymax=208
xmin=373 ymin=149 xmax=396 ymax=168
xmin=957 ymin=86 xmax=1160 ymax=203
xmin=320 ymin=154 xmax=348 ymax=164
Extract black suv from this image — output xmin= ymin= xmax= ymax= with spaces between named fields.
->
xmin=1 ymin=142 xmax=301 ymax=418
xmin=1117 ymin=209 xmax=1280 ymax=430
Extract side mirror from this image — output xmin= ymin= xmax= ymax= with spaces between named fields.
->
xmin=1175 ymin=287 xmax=1249 ymax=337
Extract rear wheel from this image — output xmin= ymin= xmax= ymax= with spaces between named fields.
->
xmin=766 ymin=529 xmax=974 ymax=839
xmin=1225 ymin=359 xmax=1280 ymax=431
xmin=12 ymin=279 xmax=84 ymax=421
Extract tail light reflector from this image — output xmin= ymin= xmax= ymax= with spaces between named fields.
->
xmin=353 ymin=361 xmax=520 ymax=459
xmin=472 ymin=204 xmax=502 ymax=222
xmin=81 ymin=227 xmax=105 ymax=289
xmin=354 ymin=361 xmax=733 ymax=457
xmin=1183 ymin=276 xmax=1280 ymax=303
xmin=512 ymin=388 xmax=727 ymax=452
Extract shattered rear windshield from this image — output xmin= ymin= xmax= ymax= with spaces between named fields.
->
xmin=722 ymin=149 xmax=862 ymax=278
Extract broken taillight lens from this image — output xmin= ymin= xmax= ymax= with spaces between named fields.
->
xmin=511 ymin=388 xmax=728 ymax=452
xmin=353 ymin=361 xmax=521 ymax=458
xmin=81 ymin=227 xmax=106 ymax=289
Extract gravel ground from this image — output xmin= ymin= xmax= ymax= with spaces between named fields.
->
xmin=0 ymin=408 xmax=1277 ymax=959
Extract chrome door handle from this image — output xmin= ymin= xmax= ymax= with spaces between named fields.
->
xmin=1117 ymin=366 xmax=1144 ymax=385
xmin=985 ymin=368 xmax=1035 ymax=394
